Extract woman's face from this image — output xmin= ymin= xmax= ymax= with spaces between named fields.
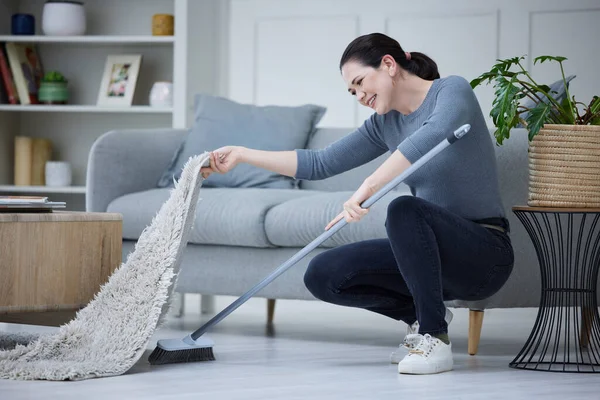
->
xmin=341 ymin=56 xmax=396 ymax=115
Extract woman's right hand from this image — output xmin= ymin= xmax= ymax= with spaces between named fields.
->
xmin=200 ymin=146 xmax=243 ymax=178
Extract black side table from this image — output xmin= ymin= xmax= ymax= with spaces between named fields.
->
xmin=510 ymin=206 xmax=600 ymax=373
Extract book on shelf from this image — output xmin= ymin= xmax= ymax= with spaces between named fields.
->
xmin=3 ymin=42 xmax=42 ymax=105
xmin=0 ymin=43 xmax=19 ymax=104
xmin=14 ymin=136 xmax=53 ymax=186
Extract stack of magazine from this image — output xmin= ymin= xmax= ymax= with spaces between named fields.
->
xmin=0 ymin=196 xmax=66 ymax=212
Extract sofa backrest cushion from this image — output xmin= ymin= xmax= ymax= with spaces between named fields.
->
xmin=157 ymin=95 xmax=326 ymax=189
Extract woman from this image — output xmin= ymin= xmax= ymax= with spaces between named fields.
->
xmin=200 ymin=33 xmax=514 ymax=375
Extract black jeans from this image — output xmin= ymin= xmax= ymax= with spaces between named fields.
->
xmin=304 ymin=196 xmax=514 ymax=335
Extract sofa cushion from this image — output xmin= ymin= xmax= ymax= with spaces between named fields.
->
xmin=156 ymin=94 xmax=326 ymax=189
xmin=264 ymin=189 xmax=412 ymax=248
xmin=108 ymin=188 xmax=318 ymax=247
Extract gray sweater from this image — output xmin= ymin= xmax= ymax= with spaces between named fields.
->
xmin=295 ymin=75 xmax=505 ymax=220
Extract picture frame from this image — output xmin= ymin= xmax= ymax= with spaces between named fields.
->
xmin=96 ymin=54 xmax=142 ymax=106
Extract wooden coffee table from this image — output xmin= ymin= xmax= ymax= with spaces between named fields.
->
xmin=0 ymin=211 xmax=122 ymax=326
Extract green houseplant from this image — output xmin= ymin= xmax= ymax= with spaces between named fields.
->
xmin=471 ymin=55 xmax=600 ymax=208
xmin=38 ymin=71 xmax=69 ymax=104
xmin=470 ymin=55 xmax=600 ymax=144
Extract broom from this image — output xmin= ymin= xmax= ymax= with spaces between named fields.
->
xmin=148 ymin=123 xmax=472 ymax=365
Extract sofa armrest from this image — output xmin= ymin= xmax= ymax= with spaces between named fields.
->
xmin=86 ymin=128 xmax=187 ymax=212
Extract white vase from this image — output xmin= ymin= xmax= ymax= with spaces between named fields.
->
xmin=149 ymin=82 xmax=173 ymax=107
xmin=45 ymin=161 xmax=72 ymax=187
xmin=42 ymin=1 xmax=86 ymax=36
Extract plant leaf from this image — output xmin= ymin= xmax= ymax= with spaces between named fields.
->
xmin=496 ymin=56 xmax=525 ymax=72
xmin=559 ymin=96 xmax=575 ymax=124
xmin=537 ymin=85 xmax=551 ymax=94
xmin=589 ymin=96 xmax=600 ymax=115
xmin=470 ymin=57 xmax=525 ymax=88
xmin=470 ymin=73 xmax=496 ymax=88
xmin=490 ymin=75 xmax=521 ymax=144
xmin=589 ymin=96 xmax=600 ymax=124
xmin=534 ymin=55 xmax=568 ymax=64
xmin=526 ymin=102 xmax=553 ymax=140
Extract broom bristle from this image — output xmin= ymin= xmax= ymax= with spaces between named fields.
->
xmin=148 ymin=346 xmax=215 ymax=365
xmin=148 ymin=335 xmax=215 ymax=365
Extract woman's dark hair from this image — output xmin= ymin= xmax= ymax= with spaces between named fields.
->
xmin=339 ymin=33 xmax=440 ymax=80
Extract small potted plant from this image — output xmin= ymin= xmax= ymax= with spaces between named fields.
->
xmin=38 ymin=71 xmax=69 ymax=104
xmin=471 ymin=55 xmax=600 ymax=208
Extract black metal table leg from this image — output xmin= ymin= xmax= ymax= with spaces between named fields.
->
xmin=510 ymin=208 xmax=600 ymax=373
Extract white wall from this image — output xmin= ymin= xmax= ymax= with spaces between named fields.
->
xmin=227 ymin=0 xmax=600 ymax=128
xmin=185 ymin=0 xmax=230 ymax=126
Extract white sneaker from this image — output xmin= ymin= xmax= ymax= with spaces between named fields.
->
xmin=397 ymin=334 xmax=453 ymax=375
xmin=389 ymin=308 xmax=453 ymax=364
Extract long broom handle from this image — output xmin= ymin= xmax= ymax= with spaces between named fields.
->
xmin=191 ymin=124 xmax=471 ymax=340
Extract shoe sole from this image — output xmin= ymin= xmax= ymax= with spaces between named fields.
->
xmin=398 ymin=360 xmax=453 ymax=375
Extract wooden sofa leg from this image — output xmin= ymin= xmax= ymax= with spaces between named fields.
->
xmin=468 ymin=309 xmax=484 ymax=355
xmin=267 ymin=299 xmax=276 ymax=324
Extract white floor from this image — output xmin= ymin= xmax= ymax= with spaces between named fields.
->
xmin=1 ymin=297 xmax=599 ymax=400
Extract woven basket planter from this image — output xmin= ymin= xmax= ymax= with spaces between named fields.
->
xmin=528 ymin=124 xmax=600 ymax=207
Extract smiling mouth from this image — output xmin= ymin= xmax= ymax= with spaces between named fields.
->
xmin=368 ymin=95 xmax=377 ymax=108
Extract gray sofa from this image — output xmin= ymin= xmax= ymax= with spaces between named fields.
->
xmin=87 ymin=125 xmax=538 ymax=354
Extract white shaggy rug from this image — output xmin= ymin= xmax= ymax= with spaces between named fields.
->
xmin=0 ymin=153 xmax=210 ymax=381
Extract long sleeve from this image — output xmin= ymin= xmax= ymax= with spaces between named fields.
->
xmin=397 ymin=76 xmax=477 ymax=163
xmin=295 ymin=113 xmax=388 ymax=181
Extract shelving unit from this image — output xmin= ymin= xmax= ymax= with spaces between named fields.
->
xmin=0 ymin=105 xmax=173 ymax=113
xmin=0 ymin=0 xmax=219 ymax=210
xmin=0 ymin=35 xmax=175 ymax=44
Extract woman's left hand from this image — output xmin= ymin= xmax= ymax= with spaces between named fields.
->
xmin=325 ymin=181 xmax=377 ymax=230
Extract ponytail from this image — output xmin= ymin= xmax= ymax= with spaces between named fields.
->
xmin=402 ymin=51 xmax=440 ymax=80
